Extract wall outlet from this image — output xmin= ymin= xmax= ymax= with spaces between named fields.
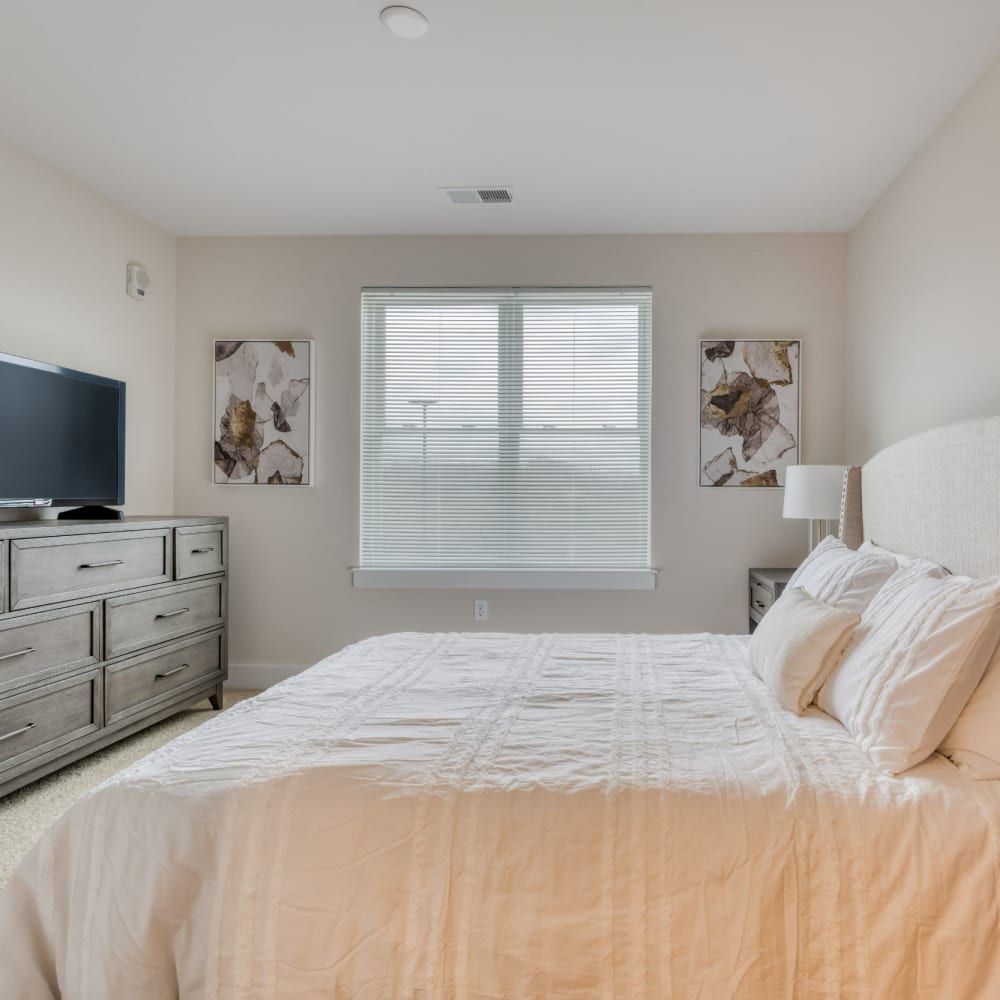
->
xmin=474 ymin=599 xmax=488 ymax=623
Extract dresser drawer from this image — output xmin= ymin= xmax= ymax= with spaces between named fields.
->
xmin=105 ymin=578 xmax=225 ymax=659
xmin=175 ymin=524 xmax=226 ymax=580
xmin=9 ymin=530 xmax=172 ymax=611
xmin=0 ymin=669 xmax=101 ymax=775
xmin=106 ymin=631 xmax=224 ymax=725
xmin=0 ymin=603 xmax=101 ymax=693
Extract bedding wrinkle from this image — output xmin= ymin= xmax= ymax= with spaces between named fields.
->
xmin=633 ymin=636 xmax=658 ymax=1000
xmin=785 ymin=722 xmax=852 ymax=997
xmin=231 ymin=777 xmax=268 ymax=998
xmin=3 ymin=631 xmax=1000 ymax=998
xmin=453 ymin=637 xmax=546 ymax=995
xmin=600 ymin=634 xmax=624 ymax=1000
xmin=721 ymin=637 xmax=800 ymax=996
xmin=645 ymin=632 xmax=680 ymax=1000
xmin=400 ymin=633 xmax=546 ymax=996
xmin=260 ymin=772 xmax=300 ymax=998
xmin=726 ymin=636 xmax=868 ymax=998
xmin=205 ymin=782 xmax=239 ymax=999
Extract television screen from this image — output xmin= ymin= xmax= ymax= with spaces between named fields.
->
xmin=0 ymin=353 xmax=125 ymax=507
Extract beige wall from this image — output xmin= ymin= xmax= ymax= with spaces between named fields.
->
xmin=7 ymin=35 xmax=999 ymax=678
xmin=0 ymin=138 xmax=177 ymax=516
xmin=847 ymin=56 xmax=1000 ymax=462
xmin=176 ymin=235 xmax=847 ymax=676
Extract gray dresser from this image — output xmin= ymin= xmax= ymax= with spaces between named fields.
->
xmin=0 ymin=516 xmax=228 ymax=797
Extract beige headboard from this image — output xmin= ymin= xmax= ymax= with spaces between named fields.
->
xmin=840 ymin=416 xmax=1000 ymax=577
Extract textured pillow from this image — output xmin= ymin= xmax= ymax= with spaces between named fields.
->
xmin=786 ymin=536 xmax=898 ymax=615
xmin=749 ymin=587 xmax=860 ymax=714
xmin=939 ymin=642 xmax=1000 ymax=779
xmin=859 ymin=539 xmax=950 ymax=579
xmin=817 ymin=567 xmax=1000 ymax=775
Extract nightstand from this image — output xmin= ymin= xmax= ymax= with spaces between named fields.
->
xmin=748 ymin=568 xmax=795 ymax=634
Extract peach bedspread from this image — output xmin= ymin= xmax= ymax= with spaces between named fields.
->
xmin=2 ymin=631 xmax=1000 ymax=998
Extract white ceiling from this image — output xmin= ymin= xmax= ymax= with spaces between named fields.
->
xmin=0 ymin=0 xmax=998 ymax=236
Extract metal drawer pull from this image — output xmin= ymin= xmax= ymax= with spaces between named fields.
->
xmin=154 ymin=607 xmax=190 ymax=620
xmin=0 ymin=722 xmax=35 ymax=743
xmin=79 ymin=559 xmax=124 ymax=569
xmin=0 ymin=646 xmax=35 ymax=662
xmin=155 ymin=664 xmax=189 ymax=680
xmin=753 ymin=600 xmax=766 ymax=610
xmin=190 ymin=547 xmax=215 ymax=554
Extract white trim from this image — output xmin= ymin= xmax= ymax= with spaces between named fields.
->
xmin=226 ymin=662 xmax=306 ymax=690
xmin=351 ymin=568 xmax=657 ymax=590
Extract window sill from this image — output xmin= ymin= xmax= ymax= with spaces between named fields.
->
xmin=351 ymin=568 xmax=657 ymax=591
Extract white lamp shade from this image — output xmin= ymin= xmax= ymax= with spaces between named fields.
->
xmin=783 ymin=465 xmax=845 ymax=520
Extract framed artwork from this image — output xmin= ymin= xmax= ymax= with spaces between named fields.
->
xmin=699 ymin=339 xmax=800 ymax=487
xmin=213 ymin=339 xmax=313 ymax=485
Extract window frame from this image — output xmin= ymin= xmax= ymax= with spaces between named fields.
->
xmin=355 ymin=287 xmax=656 ymax=590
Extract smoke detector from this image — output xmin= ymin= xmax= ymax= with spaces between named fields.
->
xmin=380 ymin=6 xmax=428 ymax=38
xmin=441 ymin=187 xmax=513 ymax=205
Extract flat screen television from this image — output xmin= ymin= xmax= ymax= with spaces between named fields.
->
xmin=0 ymin=352 xmax=126 ymax=513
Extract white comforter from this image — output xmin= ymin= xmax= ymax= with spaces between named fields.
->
xmin=2 ymin=631 xmax=1000 ymax=999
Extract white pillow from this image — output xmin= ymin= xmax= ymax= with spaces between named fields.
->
xmin=817 ymin=567 xmax=1000 ymax=775
xmin=859 ymin=539 xmax=950 ymax=579
xmin=940 ymin=642 xmax=1000 ymax=778
xmin=786 ymin=535 xmax=898 ymax=615
xmin=749 ymin=587 xmax=860 ymax=714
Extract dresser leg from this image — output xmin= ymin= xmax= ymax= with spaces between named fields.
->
xmin=209 ymin=684 xmax=224 ymax=711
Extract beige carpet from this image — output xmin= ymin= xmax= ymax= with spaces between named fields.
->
xmin=0 ymin=689 xmax=259 ymax=890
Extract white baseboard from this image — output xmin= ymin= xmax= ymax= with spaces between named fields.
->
xmin=226 ymin=662 xmax=306 ymax=690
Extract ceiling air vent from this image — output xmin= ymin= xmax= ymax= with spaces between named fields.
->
xmin=477 ymin=188 xmax=512 ymax=203
xmin=441 ymin=187 xmax=513 ymax=205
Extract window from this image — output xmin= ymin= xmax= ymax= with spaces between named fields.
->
xmin=356 ymin=288 xmax=653 ymax=589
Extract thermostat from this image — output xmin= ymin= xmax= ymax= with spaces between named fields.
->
xmin=126 ymin=262 xmax=150 ymax=300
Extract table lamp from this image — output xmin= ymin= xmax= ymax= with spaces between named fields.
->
xmin=783 ymin=465 xmax=845 ymax=550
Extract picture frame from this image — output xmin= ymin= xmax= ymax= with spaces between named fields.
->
xmin=213 ymin=339 xmax=314 ymax=486
xmin=699 ymin=338 xmax=800 ymax=488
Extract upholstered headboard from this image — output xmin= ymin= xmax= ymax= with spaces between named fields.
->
xmin=839 ymin=416 xmax=1000 ymax=577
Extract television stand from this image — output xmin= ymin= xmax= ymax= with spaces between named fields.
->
xmin=0 ymin=515 xmax=229 ymax=798
xmin=57 ymin=506 xmax=124 ymax=521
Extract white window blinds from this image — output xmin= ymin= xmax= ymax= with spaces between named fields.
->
xmin=360 ymin=288 xmax=652 ymax=579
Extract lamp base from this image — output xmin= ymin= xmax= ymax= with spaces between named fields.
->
xmin=808 ymin=518 xmax=838 ymax=551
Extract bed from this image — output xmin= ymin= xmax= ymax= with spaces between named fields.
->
xmin=2 ymin=417 xmax=1000 ymax=999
